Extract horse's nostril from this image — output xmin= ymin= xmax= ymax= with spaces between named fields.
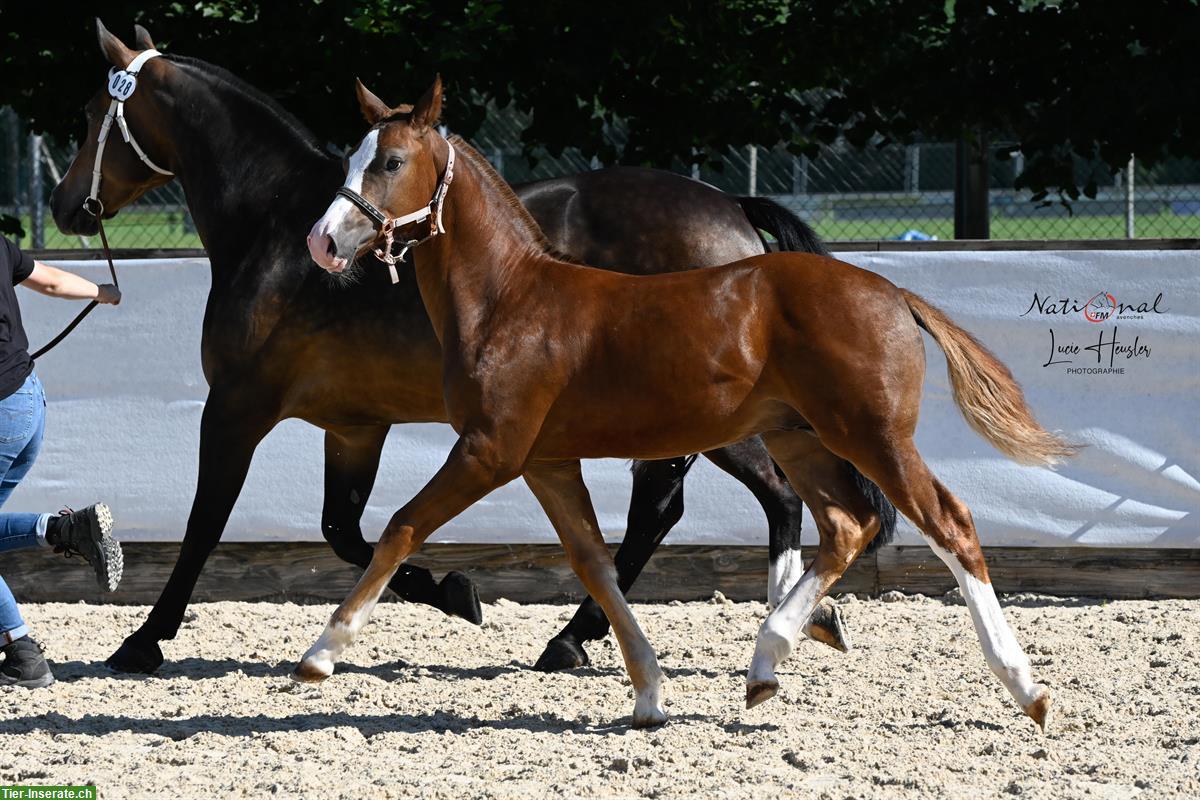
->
xmin=326 ymin=238 xmax=337 ymax=257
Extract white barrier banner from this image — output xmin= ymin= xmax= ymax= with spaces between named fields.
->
xmin=7 ymin=251 xmax=1198 ymax=547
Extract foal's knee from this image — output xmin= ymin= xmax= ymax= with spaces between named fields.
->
xmin=566 ymin=547 xmax=617 ymax=587
xmin=377 ymin=519 xmax=416 ymax=562
xmin=459 ymin=435 xmax=525 ymax=486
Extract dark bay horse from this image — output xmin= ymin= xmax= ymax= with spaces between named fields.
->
xmin=301 ymin=78 xmax=1072 ymax=729
xmin=48 ymin=23 xmax=884 ymax=673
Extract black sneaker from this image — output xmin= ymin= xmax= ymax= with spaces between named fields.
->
xmin=46 ymin=504 xmax=123 ymax=592
xmin=0 ymin=636 xmax=55 ymax=688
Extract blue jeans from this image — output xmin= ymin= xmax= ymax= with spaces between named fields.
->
xmin=0 ymin=372 xmax=49 ymax=641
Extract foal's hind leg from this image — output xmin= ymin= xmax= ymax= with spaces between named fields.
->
xmin=322 ymin=426 xmax=481 ymax=624
xmin=842 ymin=438 xmax=1051 ymax=729
xmin=701 ymin=438 xmax=850 ymax=652
xmin=525 ymin=460 xmax=667 ymax=728
xmin=745 ymin=432 xmax=881 ymax=709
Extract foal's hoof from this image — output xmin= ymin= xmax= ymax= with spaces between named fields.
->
xmin=631 ymin=704 xmax=668 ymax=729
xmin=805 ymin=602 xmax=852 ymax=653
xmin=745 ymin=679 xmax=779 ymax=710
xmin=291 ymin=659 xmax=332 ymax=684
xmin=533 ymin=637 xmax=590 ymax=672
xmin=439 ymin=571 xmax=483 ymax=625
xmin=1023 ymin=686 xmax=1052 ymax=732
xmin=106 ymin=635 xmax=164 ymax=675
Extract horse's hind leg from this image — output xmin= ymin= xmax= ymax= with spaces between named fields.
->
xmin=322 ymin=426 xmax=481 ymax=623
xmin=525 ymin=460 xmax=667 ymax=728
xmin=534 ymin=456 xmax=690 ymax=672
xmin=840 ymin=437 xmax=1051 ymax=729
xmin=745 ymin=432 xmax=882 ymax=709
xmin=701 ymin=437 xmax=850 ymax=652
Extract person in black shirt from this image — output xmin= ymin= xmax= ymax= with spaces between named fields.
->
xmin=0 ymin=236 xmax=123 ymax=688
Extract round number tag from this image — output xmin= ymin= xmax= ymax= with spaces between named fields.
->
xmin=108 ymin=70 xmax=138 ymax=101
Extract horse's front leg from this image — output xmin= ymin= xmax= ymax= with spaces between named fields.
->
xmin=321 ymin=425 xmax=481 ymax=623
xmin=525 ymin=460 xmax=667 ymax=728
xmin=534 ymin=456 xmax=691 ymax=672
xmin=293 ymin=433 xmax=522 ymax=682
xmin=107 ymin=387 xmax=280 ymax=673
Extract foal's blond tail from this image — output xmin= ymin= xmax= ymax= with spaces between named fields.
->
xmin=902 ymin=289 xmax=1077 ymax=467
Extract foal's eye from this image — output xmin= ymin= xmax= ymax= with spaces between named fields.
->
xmin=385 ymin=157 xmax=403 ymax=172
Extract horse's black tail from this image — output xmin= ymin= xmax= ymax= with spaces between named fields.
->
xmin=848 ymin=462 xmax=898 ymax=552
xmin=737 ymin=194 xmax=897 ymax=552
xmin=736 ymin=195 xmax=830 ymax=256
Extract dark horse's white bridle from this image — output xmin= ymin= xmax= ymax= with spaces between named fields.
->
xmin=84 ymin=49 xmax=174 ymax=217
xmin=36 ymin=51 xmax=174 ymax=358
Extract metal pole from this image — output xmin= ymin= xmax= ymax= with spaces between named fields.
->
xmin=954 ymin=133 xmax=989 ymax=239
xmin=4 ymin=109 xmax=19 ymax=213
xmin=747 ymin=145 xmax=758 ymax=197
xmin=905 ymin=145 xmax=920 ymax=195
xmin=492 ymin=149 xmax=504 ymax=180
xmin=28 ymin=132 xmax=44 ymax=248
xmin=1124 ymin=156 xmax=1135 ymax=239
xmin=791 ymin=155 xmax=809 ymax=194
xmin=37 ymin=138 xmax=90 ymax=247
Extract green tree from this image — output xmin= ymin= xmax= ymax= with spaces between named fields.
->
xmin=1 ymin=0 xmax=1195 ymax=205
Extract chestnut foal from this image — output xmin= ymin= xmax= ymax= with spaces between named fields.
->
xmin=296 ymin=78 xmax=1072 ymax=730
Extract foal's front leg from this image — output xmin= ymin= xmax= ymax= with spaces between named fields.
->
xmin=525 ymin=460 xmax=667 ymax=728
xmin=293 ymin=435 xmax=518 ymax=682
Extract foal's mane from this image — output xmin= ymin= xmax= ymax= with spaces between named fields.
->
xmin=447 ymin=135 xmax=558 ymax=255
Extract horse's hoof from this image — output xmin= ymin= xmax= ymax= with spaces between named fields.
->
xmin=805 ymin=602 xmax=852 ymax=653
xmin=105 ymin=635 xmax=164 ymax=674
xmin=533 ymin=637 xmax=590 ymax=672
xmin=291 ymin=659 xmax=332 ymax=684
xmin=631 ymin=706 xmax=668 ymax=729
xmin=1024 ymin=686 xmax=1052 ymax=732
xmin=745 ymin=679 xmax=779 ymax=709
xmin=439 ymin=571 xmax=482 ymax=625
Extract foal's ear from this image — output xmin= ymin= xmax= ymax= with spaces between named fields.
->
xmin=96 ymin=18 xmax=135 ymax=69
xmin=355 ymin=78 xmax=391 ymax=125
xmin=411 ymin=75 xmax=443 ymax=132
xmin=133 ymin=24 xmax=157 ymax=51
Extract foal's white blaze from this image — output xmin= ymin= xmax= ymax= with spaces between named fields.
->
xmin=310 ymin=129 xmax=380 ymax=270
xmin=922 ymin=535 xmax=1048 ymax=711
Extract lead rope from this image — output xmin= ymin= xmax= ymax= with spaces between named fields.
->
xmin=29 ymin=216 xmax=119 ymax=360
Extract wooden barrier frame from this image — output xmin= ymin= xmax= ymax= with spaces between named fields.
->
xmin=3 ymin=543 xmax=1197 ymax=604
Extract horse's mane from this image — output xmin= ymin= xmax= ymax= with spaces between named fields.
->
xmin=164 ymin=54 xmax=330 ymax=160
xmin=447 ymin=135 xmax=561 ymax=256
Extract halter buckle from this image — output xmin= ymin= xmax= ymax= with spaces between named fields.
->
xmin=82 ymin=197 xmax=105 ymax=218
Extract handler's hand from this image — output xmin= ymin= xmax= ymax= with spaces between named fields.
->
xmin=96 ymin=284 xmax=122 ymax=306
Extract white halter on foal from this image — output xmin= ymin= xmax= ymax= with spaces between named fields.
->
xmin=85 ymin=49 xmax=174 ymax=215
xmin=333 ymin=140 xmax=456 ymax=283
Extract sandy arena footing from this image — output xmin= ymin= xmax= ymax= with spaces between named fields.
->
xmin=1 ymin=595 xmax=1197 ymax=798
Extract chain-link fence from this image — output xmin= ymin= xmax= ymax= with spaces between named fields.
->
xmin=1 ymin=109 xmax=200 ymax=251
xmin=5 ymin=104 xmax=1199 ymax=250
